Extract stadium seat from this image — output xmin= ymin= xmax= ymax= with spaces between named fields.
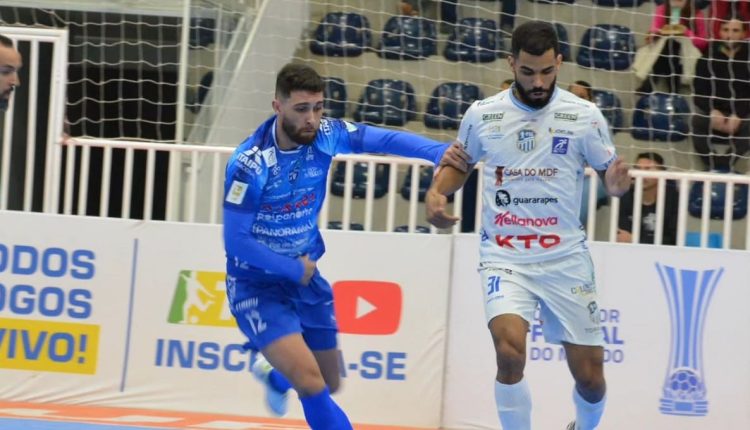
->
xmin=424 ymin=82 xmax=483 ymax=129
xmin=688 ymin=178 xmax=749 ymax=220
xmin=378 ymin=15 xmax=437 ymax=60
xmin=593 ymin=0 xmax=645 ymax=6
xmin=631 ymin=92 xmax=691 ymax=142
xmin=685 ymin=232 xmax=723 ymax=249
xmin=576 ymin=24 xmax=635 ymax=71
xmin=592 ymin=90 xmax=624 ymax=132
xmin=353 ymin=79 xmax=417 ymax=126
xmin=554 ymin=23 xmax=572 ymax=62
xmin=394 ymin=225 xmax=432 ymax=233
xmin=323 ymin=77 xmax=347 ymax=118
xmin=326 ymin=221 xmax=365 ymax=231
xmin=189 ymin=18 xmax=215 ymax=48
xmin=310 ymin=12 xmax=372 ymax=57
xmin=329 ymin=161 xmax=390 ymax=199
xmin=444 ymin=18 xmax=501 ymax=63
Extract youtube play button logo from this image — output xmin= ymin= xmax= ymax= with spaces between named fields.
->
xmin=332 ymin=281 xmax=402 ymax=335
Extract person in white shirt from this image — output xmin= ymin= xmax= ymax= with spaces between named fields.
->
xmin=426 ymin=21 xmax=630 ymax=430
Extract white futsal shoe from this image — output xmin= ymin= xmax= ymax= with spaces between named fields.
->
xmin=566 ymin=421 xmax=577 ymax=430
xmin=251 ymin=354 xmax=289 ymax=416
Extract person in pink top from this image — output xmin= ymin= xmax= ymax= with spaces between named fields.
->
xmin=636 ymin=0 xmax=708 ymax=94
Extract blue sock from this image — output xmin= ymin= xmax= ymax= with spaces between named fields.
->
xmin=300 ymin=387 xmax=353 ymax=430
xmin=268 ymin=369 xmax=292 ymax=392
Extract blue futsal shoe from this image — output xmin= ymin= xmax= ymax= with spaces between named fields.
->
xmin=251 ymin=355 xmax=289 ymax=416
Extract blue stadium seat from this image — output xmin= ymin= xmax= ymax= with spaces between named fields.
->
xmin=593 ymin=0 xmax=645 ymax=6
xmin=688 ymin=179 xmax=749 ymax=220
xmin=353 ymin=79 xmax=417 ymax=126
xmin=190 ymin=18 xmax=215 ymax=48
xmin=631 ymin=93 xmax=691 ymax=142
xmin=576 ymin=24 xmax=635 ymax=71
xmin=592 ymin=90 xmax=624 ymax=132
xmin=444 ymin=18 xmax=501 ymax=63
xmin=323 ymin=77 xmax=347 ymax=119
xmin=327 ymin=221 xmax=365 ymax=231
xmin=378 ymin=15 xmax=437 ymax=60
xmin=685 ymin=232 xmax=723 ymax=249
xmin=554 ymin=23 xmax=572 ymax=62
xmin=394 ymin=225 xmax=432 ymax=233
xmin=310 ymin=12 xmax=372 ymax=57
xmin=330 ymin=161 xmax=390 ymax=199
xmin=424 ymin=82 xmax=483 ymax=129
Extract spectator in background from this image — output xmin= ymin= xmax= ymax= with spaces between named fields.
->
xmin=634 ymin=0 xmax=708 ymax=94
xmin=692 ymin=15 xmax=750 ymax=172
xmin=617 ymin=152 xmax=679 ymax=246
xmin=568 ymin=80 xmax=592 ymax=102
xmin=709 ymin=0 xmax=750 ymax=39
xmin=0 ymin=34 xmax=23 ymax=210
xmin=0 ymin=35 xmax=21 ymax=113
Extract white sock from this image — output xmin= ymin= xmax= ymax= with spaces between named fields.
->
xmin=495 ymin=378 xmax=532 ymax=430
xmin=573 ymin=387 xmax=606 ymax=430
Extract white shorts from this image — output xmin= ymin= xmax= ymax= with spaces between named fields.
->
xmin=479 ymin=251 xmax=604 ymax=346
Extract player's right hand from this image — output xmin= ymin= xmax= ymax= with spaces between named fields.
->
xmin=426 ymin=189 xmax=460 ymax=229
xmin=298 ymin=254 xmax=316 ymax=286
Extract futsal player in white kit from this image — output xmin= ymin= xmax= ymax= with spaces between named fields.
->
xmin=426 ymin=21 xmax=631 ymax=430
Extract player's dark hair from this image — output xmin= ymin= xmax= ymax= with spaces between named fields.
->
xmin=275 ymin=63 xmax=324 ymax=99
xmin=637 ymin=152 xmax=665 ymax=168
xmin=511 ymin=21 xmax=559 ymax=58
xmin=0 ymin=34 xmax=14 ymax=48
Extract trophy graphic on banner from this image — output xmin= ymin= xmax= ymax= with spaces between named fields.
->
xmin=655 ymin=264 xmax=723 ymax=416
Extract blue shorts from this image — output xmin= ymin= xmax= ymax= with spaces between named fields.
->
xmin=226 ymin=270 xmax=338 ymax=352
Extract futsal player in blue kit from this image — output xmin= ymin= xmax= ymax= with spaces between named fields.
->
xmin=426 ymin=22 xmax=631 ymax=430
xmin=222 ymin=63 xmax=468 ymax=429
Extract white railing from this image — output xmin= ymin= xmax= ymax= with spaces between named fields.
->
xmin=46 ymin=137 xmax=750 ymax=251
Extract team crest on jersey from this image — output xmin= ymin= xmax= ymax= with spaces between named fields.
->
xmin=552 ymin=136 xmax=569 ymax=155
xmin=516 ymin=130 xmax=536 ymax=153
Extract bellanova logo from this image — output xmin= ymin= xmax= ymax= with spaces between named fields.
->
xmin=167 ymin=270 xmax=233 ymax=327
xmin=333 ymin=281 xmax=402 ymax=335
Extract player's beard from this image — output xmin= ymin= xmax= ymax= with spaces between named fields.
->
xmin=514 ymin=76 xmax=556 ymax=109
xmin=281 ymin=117 xmax=318 ymax=145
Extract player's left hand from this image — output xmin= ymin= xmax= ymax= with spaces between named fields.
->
xmin=426 ymin=188 xmax=460 ymax=229
xmin=605 ymin=157 xmax=630 ymax=197
xmin=439 ymin=141 xmax=471 ymax=173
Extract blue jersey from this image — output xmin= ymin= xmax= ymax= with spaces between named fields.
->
xmin=223 ymin=115 xmax=448 ymax=283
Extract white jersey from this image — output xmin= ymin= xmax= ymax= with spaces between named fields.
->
xmin=458 ymin=86 xmax=616 ymax=264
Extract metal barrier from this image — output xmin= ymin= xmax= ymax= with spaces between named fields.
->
xmin=46 ymin=137 xmax=750 ymax=251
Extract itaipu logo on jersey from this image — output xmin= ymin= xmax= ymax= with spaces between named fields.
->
xmin=517 ymin=130 xmax=536 ymax=153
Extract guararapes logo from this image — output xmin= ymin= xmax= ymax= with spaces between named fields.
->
xmin=167 ymin=270 xmax=233 ymax=327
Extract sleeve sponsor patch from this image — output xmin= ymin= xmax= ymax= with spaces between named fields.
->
xmin=226 ymin=180 xmax=248 ymax=204
xmin=344 ymin=120 xmax=358 ymax=132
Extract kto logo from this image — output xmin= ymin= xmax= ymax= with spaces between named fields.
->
xmin=333 ymin=281 xmax=402 ymax=335
xmin=167 ymin=270 xmax=233 ymax=327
